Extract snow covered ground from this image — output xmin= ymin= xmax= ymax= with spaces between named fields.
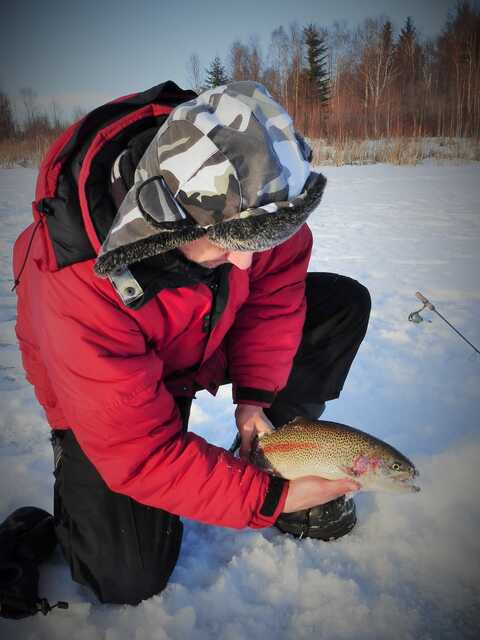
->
xmin=1 ymin=162 xmax=479 ymax=639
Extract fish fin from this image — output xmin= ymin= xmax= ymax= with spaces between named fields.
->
xmin=340 ymin=464 xmax=357 ymax=478
xmin=284 ymin=416 xmax=306 ymax=427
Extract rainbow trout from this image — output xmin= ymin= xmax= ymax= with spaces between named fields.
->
xmin=250 ymin=417 xmax=420 ymax=493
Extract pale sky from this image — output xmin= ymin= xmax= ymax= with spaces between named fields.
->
xmin=1 ymin=0 xmax=472 ymax=118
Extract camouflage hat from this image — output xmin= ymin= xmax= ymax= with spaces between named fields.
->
xmin=94 ymin=81 xmax=326 ymax=276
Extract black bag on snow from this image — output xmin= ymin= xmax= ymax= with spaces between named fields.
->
xmin=0 ymin=506 xmax=67 ymax=619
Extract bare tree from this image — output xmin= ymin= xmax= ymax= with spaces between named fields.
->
xmin=288 ymin=22 xmax=305 ymax=122
xmin=248 ymin=36 xmax=263 ymax=81
xmin=356 ymin=18 xmax=396 ymax=137
xmin=228 ymin=40 xmax=250 ymax=81
xmin=435 ymin=1 xmax=480 ymax=137
xmin=268 ymin=26 xmax=290 ymax=101
xmin=19 ymin=87 xmax=39 ymax=131
xmin=260 ymin=66 xmax=280 ymax=99
xmin=186 ymin=53 xmax=204 ymax=94
xmin=49 ymin=98 xmax=65 ymax=131
xmin=0 ymin=91 xmax=16 ymax=140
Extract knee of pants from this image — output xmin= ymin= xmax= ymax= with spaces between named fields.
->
xmin=51 ymin=428 xmax=183 ymax=606
xmin=347 ymin=279 xmax=372 ymax=326
xmin=332 ymin=276 xmax=371 ymax=328
xmin=305 ymin=273 xmax=371 ymax=330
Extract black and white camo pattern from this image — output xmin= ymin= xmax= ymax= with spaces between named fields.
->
xmin=94 ymin=81 xmax=326 ymax=276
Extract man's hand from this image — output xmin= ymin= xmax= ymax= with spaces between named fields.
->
xmin=283 ymin=476 xmax=361 ymax=513
xmin=235 ymin=404 xmax=273 ymax=459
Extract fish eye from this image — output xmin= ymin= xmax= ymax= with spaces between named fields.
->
xmin=391 ymin=462 xmax=402 ymax=471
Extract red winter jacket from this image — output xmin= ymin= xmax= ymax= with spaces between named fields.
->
xmin=12 ymin=82 xmax=313 ymax=530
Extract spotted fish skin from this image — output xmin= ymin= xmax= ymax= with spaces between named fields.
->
xmin=250 ymin=417 xmax=420 ymax=493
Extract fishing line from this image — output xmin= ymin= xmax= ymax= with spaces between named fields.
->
xmin=408 ymin=291 xmax=480 ymax=355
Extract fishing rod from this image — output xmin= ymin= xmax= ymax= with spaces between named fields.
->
xmin=408 ymin=291 xmax=480 ymax=355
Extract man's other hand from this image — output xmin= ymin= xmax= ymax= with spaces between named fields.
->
xmin=283 ymin=476 xmax=361 ymax=512
xmin=235 ymin=404 xmax=273 ymax=459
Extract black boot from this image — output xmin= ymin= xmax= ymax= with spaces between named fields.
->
xmin=275 ymin=496 xmax=357 ymax=541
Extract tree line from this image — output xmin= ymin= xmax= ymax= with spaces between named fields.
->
xmin=0 ymin=86 xmax=86 ymax=143
xmin=1 ymin=2 xmax=479 ymax=147
xmin=189 ymin=1 xmax=480 ymax=140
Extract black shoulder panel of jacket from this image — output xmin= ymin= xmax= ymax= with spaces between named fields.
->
xmin=57 ymin=81 xmax=196 ymax=165
xmin=41 ymin=81 xmax=197 ymax=270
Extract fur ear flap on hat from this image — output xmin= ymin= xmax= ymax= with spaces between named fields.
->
xmin=206 ymin=172 xmax=326 ymax=251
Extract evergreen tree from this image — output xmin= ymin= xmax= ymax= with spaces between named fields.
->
xmin=382 ymin=20 xmax=393 ymax=57
xmin=399 ymin=16 xmax=415 ymax=44
xmin=205 ymin=56 xmax=229 ymax=88
xmin=395 ymin=16 xmax=422 ymax=80
xmin=303 ymin=24 xmax=330 ymax=104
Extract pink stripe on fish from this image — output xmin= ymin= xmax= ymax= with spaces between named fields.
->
xmin=261 ymin=442 xmax=313 ymax=455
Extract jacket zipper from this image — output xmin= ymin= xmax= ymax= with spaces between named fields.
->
xmin=203 ymin=280 xmax=219 ymax=335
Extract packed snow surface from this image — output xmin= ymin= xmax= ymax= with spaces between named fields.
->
xmin=1 ymin=162 xmax=479 ymax=639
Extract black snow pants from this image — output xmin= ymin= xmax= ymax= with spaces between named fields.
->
xmin=51 ymin=273 xmax=371 ymax=604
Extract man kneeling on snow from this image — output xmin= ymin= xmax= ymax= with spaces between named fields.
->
xmin=12 ymin=81 xmax=370 ymax=605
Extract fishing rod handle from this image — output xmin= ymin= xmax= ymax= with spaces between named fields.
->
xmin=415 ymin=291 xmax=435 ymax=310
